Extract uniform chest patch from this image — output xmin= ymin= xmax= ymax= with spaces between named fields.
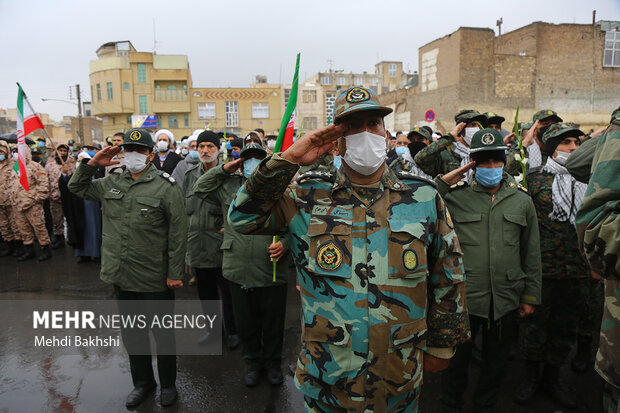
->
xmin=402 ymin=249 xmax=418 ymax=271
xmin=317 ymin=241 xmax=343 ymax=271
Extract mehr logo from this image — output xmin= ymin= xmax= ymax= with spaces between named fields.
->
xmin=481 ymin=133 xmax=495 ymax=145
xmin=129 ymin=130 xmax=142 ymax=141
xmin=346 ymin=87 xmax=370 ymax=104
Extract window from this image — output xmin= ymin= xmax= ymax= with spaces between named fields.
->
xmin=167 ymin=85 xmax=177 ymax=90
xmin=302 ymin=90 xmax=317 ymax=103
xmin=604 ymin=31 xmax=620 ymax=67
xmin=106 ymin=82 xmax=113 ymax=100
xmin=369 ymin=77 xmax=380 ymax=86
xmin=252 ymin=102 xmax=269 ymax=118
xmin=320 ymin=76 xmax=332 ymax=85
xmin=325 ymin=93 xmax=336 ymax=124
xmin=225 ymin=101 xmax=239 ymax=127
xmin=184 ymin=114 xmax=189 ymax=127
xmin=126 ymin=115 xmax=132 ymax=124
xmin=354 ymin=77 xmax=365 ymax=85
xmin=157 ymin=115 xmax=162 ymax=127
xmin=388 ymin=63 xmax=397 ymax=77
xmin=284 ymin=89 xmax=291 ymax=107
xmin=90 ymin=86 xmax=94 ymax=101
xmin=169 ymin=115 xmax=178 ymax=128
xmin=336 ymin=76 xmax=347 ymax=86
xmin=96 ymin=84 xmax=101 ymax=101
xmin=137 ymin=63 xmax=146 ymax=82
xmin=139 ymin=96 xmax=147 ymax=114
xmin=198 ymin=103 xmax=216 ymax=119
xmin=305 ymin=117 xmax=318 ymax=130
xmin=123 ymin=82 xmax=130 ymax=90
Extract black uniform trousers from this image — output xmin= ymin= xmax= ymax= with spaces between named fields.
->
xmin=194 ymin=267 xmax=236 ymax=335
xmin=114 ymin=286 xmax=176 ymax=388
xmin=441 ymin=310 xmax=516 ymax=413
xmin=228 ymin=281 xmax=287 ymax=372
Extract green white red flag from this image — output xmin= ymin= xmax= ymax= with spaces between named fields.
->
xmin=273 ymin=53 xmax=300 ymax=153
xmin=15 ymin=83 xmax=45 ymax=190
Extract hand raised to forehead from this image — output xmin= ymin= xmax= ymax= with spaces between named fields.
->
xmin=280 ymin=124 xmax=345 ymax=166
xmin=87 ymin=146 xmax=121 ymax=167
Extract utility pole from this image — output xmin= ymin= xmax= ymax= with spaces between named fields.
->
xmin=76 ymin=84 xmax=84 ymax=145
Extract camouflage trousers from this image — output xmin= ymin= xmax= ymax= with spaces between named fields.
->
xmin=303 ymin=389 xmax=418 ymax=413
xmin=14 ymin=203 xmax=51 ymax=246
xmin=577 ymin=280 xmax=605 ymax=338
xmin=49 ymin=199 xmax=65 ymax=236
xmin=520 ymin=277 xmax=589 ymax=366
xmin=603 ymin=382 xmax=620 ymax=413
xmin=0 ymin=205 xmax=20 ymax=242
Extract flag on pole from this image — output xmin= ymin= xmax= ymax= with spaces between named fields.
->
xmin=273 ymin=53 xmax=300 ymax=153
xmin=15 ymin=83 xmax=45 ymax=190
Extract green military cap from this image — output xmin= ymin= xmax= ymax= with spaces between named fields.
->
xmin=240 ymin=142 xmax=267 ymax=159
xmin=454 ymin=109 xmax=487 ymax=126
xmin=67 ymin=139 xmax=75 ymax=145
xmin=532 ymin=109 xmax=563 ymax=123
xmin=407 ymin=126 xmax=431 ymax=141
xmin=611 ymin=106 xmax=620 ymax=123
xmin=469 ymin=128 xmax=508 ymax=154
xmin=484 ymin=112 xmax=505 ymax=126
xmin=541 ymin=123 xmax=583 ymax=145
xmin=122 ymin=128 xmax=154 ymax=149
xmin=333 ymin=87 xmax=392 ymax=123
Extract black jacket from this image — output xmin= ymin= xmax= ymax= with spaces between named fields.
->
xmin=152 ymin=151 xmax=182 ymax=175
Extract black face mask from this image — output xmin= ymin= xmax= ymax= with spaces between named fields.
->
xmin=537 ymin=124 xmax=551 ymax=141
xmin=408 ymin=141 xmax=427 ymax=158
xmin=32 ymin=156 xmax=42 ymax=163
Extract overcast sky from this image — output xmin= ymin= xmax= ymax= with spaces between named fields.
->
xmin=1 ymin=0 xmax=619 ymax=121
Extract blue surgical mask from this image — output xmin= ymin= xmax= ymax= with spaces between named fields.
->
xmin=231 ymin=150 xmax=240 ymax=160
xmin=37 ymin=141 xmax=45 ymax=147
xmin=243 ymin=157 xmax=261 ymax=179
xmin=0 ymin=155 xmax=5 ymax=161
xmin=333 ymin=154 xmax=342 ymax=169
xmin=69 ymin=146 xmax=74 ymax=151
xmin=395 ymin=146 xmax=408 ymax=157
xmin=189 ymin=150 xmax=199 ymax=160
xmin=475 ymin=167 xmax=503 ymax=188
xmin=87 ymin=150 xmax=96 ymax=157
xmin=226 ymin=141 xmax=232 ymax=150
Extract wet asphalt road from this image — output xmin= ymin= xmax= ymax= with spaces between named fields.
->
xmin=0 ymin=245 xmax=606 ymax=412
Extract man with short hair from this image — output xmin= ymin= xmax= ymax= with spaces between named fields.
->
xmin=254 ymin=128 xmax=265 ymax=140
xmin=172 ymin=134 xmax=200 ymax=186
xmin=68 ymin=129 xmax=187 ymax=408
xmin=45 ymin=143 xmax=75 ymax=248
xmin=106 ymin=132 xmax=126 ymax=175
xmin=389 ymin=127 xmax=432 ymax=179
xmin=152 ymin=129 xmax=183 ymax=174
xmin=227 ymin=86 xmax=469 ymax=411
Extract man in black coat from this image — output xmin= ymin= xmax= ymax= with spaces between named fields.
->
xmin=152 ymin=129 xmax=182 ymax=174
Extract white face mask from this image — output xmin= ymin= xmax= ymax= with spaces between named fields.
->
xmin=125 ymin=151 xmax=149 ymax=173
xmin=181 ymin=148 xmax=189 ymax=156
xmin=343 ymin=131 xmax=387 ymax=176
xmin=266 ymin=140 xmax=276 ymax=150
xmin=463 ymin=127 xmax=479 ymax=146
xmin=553 ymin=150 xmax=570 ymax=166
xmin=12 ymin=153 xmax=19 ymax=161
xmin=156 ymin=140 xmax=169 ymax=152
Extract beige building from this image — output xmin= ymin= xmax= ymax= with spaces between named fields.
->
xmin=382 ymin=20 xmax=620 ymax=133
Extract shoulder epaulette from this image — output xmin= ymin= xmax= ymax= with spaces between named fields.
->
xmin=517 ymin=184 xmax=528 ymax=193
xmin=448 ymin=180 xmax=468 ymax=191
xmin=296 ymin=169 xmax=336 ymax=184
xmin=396 ymin=170 xmax=438 ymax=188
xmin=159 ymin=171 xmax=177 ymax=184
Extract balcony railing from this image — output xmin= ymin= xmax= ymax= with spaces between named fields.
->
xmin=154 ymin=89 xmax=188 ymax=102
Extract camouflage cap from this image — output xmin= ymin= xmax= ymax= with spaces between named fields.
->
xmin=541 ymin=123 xmax=583 ymax=145
xmin=407 ymin=126 xmax=431 ymax=141
xmin=67 ymin=139 xmax=75 ymax=145
xmin=611 ymin=106 xmax=620 ymax=123
xmin=521 ymin=121 xmax=533 ymax=131
xmin=469 ymin=128 xmax=508 ymax=154
xmin=122 ymin=128 xmax=154 ymax=149
xmin=333 ymin=87 xmax=392 ymax=123
xmin=240 ymin=142 xmax=267 ymax=160
xmin=532 ymin=109 xmax=563 ymax=123
xmin=484 ymin=111 xmax=505 ymax=126
xmin=454 ymin=109 xmax=487 ymax=126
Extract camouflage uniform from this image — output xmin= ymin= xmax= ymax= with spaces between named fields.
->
xmin=576 ymin=108 xmax=620 ymax=412
xmin=414 ymin=109 xmax=486 ymax=178
xmin=227 ymin=155 xmax=470 ymax=412
xmin=45 ymin=152 xmax=76 ymax=237
xmin=388 ymin=157 xmax=431 ymax=180
xmin=0 ymin=141 xmax=20 ymax=244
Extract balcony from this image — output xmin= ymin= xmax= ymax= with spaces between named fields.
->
xmin=154 ymin=89 xmax=188 ymax=102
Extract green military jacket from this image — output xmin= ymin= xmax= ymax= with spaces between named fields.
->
xmin=227 ymin=155 xmax=469 ymax=411
xmin=436 ymin=173 xmax=541 ymax=320
xmin=565 ymin=135 xmax=598 ymax=184
xmin=68 ymin=163 xmax=187 ymax=292
xmin=183 ymin=162 xmax=224 ymax=268
xmin=193 ymin=164 xmax=288 ymax=288
xmin=414 ymin=134 xmax=461 ymax=177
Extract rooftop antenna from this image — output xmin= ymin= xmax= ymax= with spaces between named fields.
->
xmin=153 ymin=18 xmax=158 ymax=54
xmin=327 ymin=59 xmax=334 ymax=73
xmin=496 ymin=17 xmax=503 ymax=47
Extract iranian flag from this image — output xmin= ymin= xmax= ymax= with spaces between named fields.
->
xmin=273 ymin=53 xmax=300 ymax=153
xmin=15 ymin=83 xmax=45 ymax=190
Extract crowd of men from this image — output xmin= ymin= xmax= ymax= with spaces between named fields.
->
xmin=1 ymin=86 xmax=618 ymax=413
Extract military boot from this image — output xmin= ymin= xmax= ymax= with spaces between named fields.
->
xmin=514 ymin=361 xmax=540 ymax=405
xmin=11 ymin=241 xmax=24 ymax=258
xmin=17 ymin=244 xmax=36 ymax=261
xmin=541 ymin=364 xmax=576 ymax=409
xmin=38 ymin=245 xmax=52 ymax=261
xmin=51 ymin=234 xmax=65 ymax=249
xmin=571 ymin=335 xmax=592 ymax=373
xmin=0 ymin=241 xmax=11 ymax=257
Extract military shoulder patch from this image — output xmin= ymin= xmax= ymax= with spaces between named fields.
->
xmin=296 ymin=169 xmax=336 ymax=184
xmin=449 ymin=180 xmax=468 ymax=191
xmin=158 ymin=171 xmax=176 ymax=184
xmin=396 ymin=171 xmax=437 ymax=188
xmin=517 ymin=184 xmax=528 ymax=193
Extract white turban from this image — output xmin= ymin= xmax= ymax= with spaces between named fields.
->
xmin=154 ymin=129 xmax=174 ymax=143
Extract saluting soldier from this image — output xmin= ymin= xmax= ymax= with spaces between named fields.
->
xmin=227 ymin=86 xmax=470 ymax=412
xmin=68 ymin=128 xmax=187 ymax=408
xmin=435 ymin=128 xmax=541 ymax=413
